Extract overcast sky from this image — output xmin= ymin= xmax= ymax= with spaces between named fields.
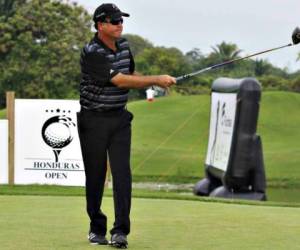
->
xmin=74 ymin=0 xmax=300 ymax=72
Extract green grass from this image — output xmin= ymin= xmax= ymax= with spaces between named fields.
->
xmin=1 ymin=91 xmax=300 ymax=187
xmin=129 ymin=95 xmax=210 ymax=181
xmin=258 ymin=92 xmax=300 ymax=183
xmin=128 ymin=91 xmax=300 ymax=187
xmin=1 ymin=184 xmax=300 ymax=207
xmin=0 ymin=109 xmax=5 ymax=119
xmin=0 ymin=195 xmax=300 ymax=250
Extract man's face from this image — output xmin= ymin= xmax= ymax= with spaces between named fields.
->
xmin=99 ymin=17 xmax=123 ymax=39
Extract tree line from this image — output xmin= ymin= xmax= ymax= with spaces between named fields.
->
xmin=1 ymin=0 xmax=300 ymax=108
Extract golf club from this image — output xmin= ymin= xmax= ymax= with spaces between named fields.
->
xmin=176 ymin=27 xmax=300 ymax=82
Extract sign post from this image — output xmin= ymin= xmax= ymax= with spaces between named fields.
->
xmin=6 ymin=92 xmax=15 ymax=185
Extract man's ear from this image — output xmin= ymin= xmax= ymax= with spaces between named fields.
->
xmin=97 ymin=22 xmax=105 ymax=32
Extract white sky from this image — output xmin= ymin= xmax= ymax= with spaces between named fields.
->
xmin=74 ymin=0 xmax=300 ymax=72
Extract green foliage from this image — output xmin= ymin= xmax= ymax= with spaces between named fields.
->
xmin=185 ymin=48 xmax=206 ymax=71
xmin=258 ymin=75 xmax=292 ymax=91
xmin=201 ymin=41 xmax=243 ymax=75
xmin=210 ymin=41 xmax=242 ymax=62
xmin=0 ymin=0 xmax=26 ymax=20
xmin=135 ymin=46 xmax=191 ymax=76
xmin=131 ymin=46 xmax=192 ymax=100
xmin=0 ymin=0 xmax=92 ymax=107
xmin=182 ymin=42 xmax=295 ymax=93
xmin=290 ymin=76 xmax=300 ymax=92
xmin=254 ymin=59 xmax=273 ymax=76
xmin=122 ymin=33 xmax=153 ymax=57
xmin=0 ymin=3 xmax=299 ymax=108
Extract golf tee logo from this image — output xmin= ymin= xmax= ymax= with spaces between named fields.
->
xmin=41 ymin=110 xmax=76 ymax=163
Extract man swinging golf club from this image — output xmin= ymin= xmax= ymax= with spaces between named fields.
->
xmin=77 ymin=3 xmax=176 ymax=249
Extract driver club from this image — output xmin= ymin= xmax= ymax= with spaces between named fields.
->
xmin=176 ymin=27 xmax=300 ymax=82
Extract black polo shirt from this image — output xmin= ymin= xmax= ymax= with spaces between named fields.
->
xmin=80 ymin=33 xmax=135 ymax=111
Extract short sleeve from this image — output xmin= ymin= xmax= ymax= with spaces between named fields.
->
xmin=80 ymin=50 xmax=120 ymax=83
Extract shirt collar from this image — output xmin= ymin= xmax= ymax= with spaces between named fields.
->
xmin=93 ymin=32 xmax=120 ymax=52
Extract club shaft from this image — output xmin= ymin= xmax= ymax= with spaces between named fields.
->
xmin=176 ymin=43 xmax=293 ymax=82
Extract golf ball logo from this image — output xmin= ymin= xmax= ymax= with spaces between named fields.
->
xmin=42 ymin=115 xmax=76 ymax=162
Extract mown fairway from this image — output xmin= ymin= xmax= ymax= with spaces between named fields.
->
xmin=1 ymin=91 xmax=300 ymax=186
xmin=0 ymin=195 xmax=299 ymax=250
xmin=128 ymin=91 xmax=300 ymax=185
xmin=129 ymin=93 xmax=210 ymax=181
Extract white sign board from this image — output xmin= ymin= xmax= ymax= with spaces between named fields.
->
xmin=0 ymin=120 xmax=8 ymax=184
xmin=205 ymin=93 xmax=237 ymax=171
xmin=15 ymin=99 xmax=84 ymax=186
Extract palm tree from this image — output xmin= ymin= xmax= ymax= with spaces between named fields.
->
xmin=211 ymin=41 xmax=242 ymax=63
xmin=254 ymin=59 xmax=272 ymax=76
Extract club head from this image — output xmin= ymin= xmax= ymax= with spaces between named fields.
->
xmin=292 ymin=27 xmax=300 ymax=45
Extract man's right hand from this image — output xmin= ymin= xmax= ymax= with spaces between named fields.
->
xmin=155 ymin=75 xmax=176 ymax=88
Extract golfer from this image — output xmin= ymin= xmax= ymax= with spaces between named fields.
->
xmin=77 ymin=3 xmax=176 ymax=248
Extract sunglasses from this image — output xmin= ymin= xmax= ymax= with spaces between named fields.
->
xmin=104 ymin=18 xmax=124 ymax=25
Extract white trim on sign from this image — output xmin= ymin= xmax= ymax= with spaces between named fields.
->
xmin=0 ymin=120 xmax=9 ymax=184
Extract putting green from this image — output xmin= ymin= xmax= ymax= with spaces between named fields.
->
xmin=0 ymin=195 xmax=299 ymax=249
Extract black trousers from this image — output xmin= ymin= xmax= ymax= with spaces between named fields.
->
xmin=77 ymin=108 xmax=133 ymax=236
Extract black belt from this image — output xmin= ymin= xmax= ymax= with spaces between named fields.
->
xmin=80 ymin=106 xmax=126 ymax=115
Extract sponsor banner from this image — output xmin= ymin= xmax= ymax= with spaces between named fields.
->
xmin=0 ymin=120 xmax=8 ymax=184
xmin=15 ymin=99 xmax=84 ymax=186
xmin=205 ymin=93 xmax=237 ymax=171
